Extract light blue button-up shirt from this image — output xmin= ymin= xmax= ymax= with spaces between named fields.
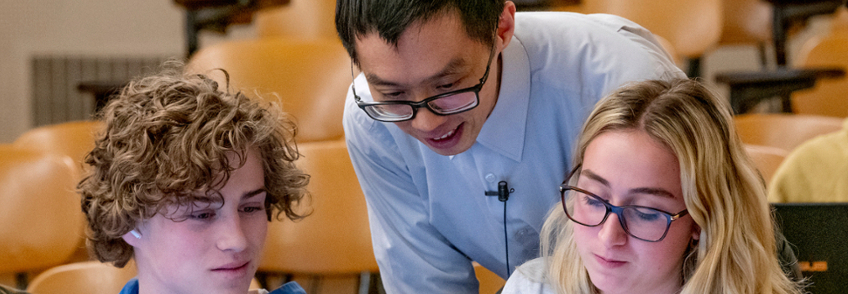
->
xmin=343 ymin=12 xmax=684 ymax=293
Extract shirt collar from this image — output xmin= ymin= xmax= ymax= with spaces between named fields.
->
xmin=474 ymin=37 xmax=531 ymax=162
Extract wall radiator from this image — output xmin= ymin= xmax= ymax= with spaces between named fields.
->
xmin=31 ymin=56 xmax=171 ymax=127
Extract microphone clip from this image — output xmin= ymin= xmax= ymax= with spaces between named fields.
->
xmin=485 ymin=181 xmax=514 ymax=202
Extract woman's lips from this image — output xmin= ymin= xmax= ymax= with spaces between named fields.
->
xmin=594 ymin=254 xmax=627 ymax=268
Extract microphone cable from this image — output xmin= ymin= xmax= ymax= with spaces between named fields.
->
xmin=486 ymin=180 xmax=513 ymax=278
xmin=503 ymin=199 xmax=510 ymax=278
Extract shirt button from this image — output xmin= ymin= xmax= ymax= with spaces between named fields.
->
xmin=515 ymin=227 xmax=540 ymax=259
xmin=485 ymin=173 xmax=496 ymax=183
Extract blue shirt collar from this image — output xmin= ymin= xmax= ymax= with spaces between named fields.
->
xmin=117 ymin=278 xmax=305 ymax=294
xmin=475 ymin=37 xmax=531 ymax=162
xmin=118 ymin=278 xmax=139 ymax=294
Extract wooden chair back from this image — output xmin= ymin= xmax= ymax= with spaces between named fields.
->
xmin=13 ymin=120 xmax=104 ymax=263
xmin=255 ymin=0 xmax=337 ymax=39
xmin=792 ymin=7 xmax=848 ymax=117
xmin=579 ymin=0 xmax=722 ymax=59
xmin=744 ymin=144 xmax=789 ymax=186
xmin=474 ymin=263 xmax=505 ymax=294
xmin=0 ymin=145 xmax=82 ymax=273
xmin=719 ymin=0 xmax=771 ymax=45
xmin=734 ymin=113 xmax=844 ymax=153
xmin=259 ymin=139 xmax=377 ymax=274
xmin=26 ymin=261 xmax=136 ymax=294
xmin=27 ymin=260 xmax=262 ymax=294
xmin=13 ymin=121 xmax=103 ymax=173
xmin=186 ymin=38 xmax=351 ymax=143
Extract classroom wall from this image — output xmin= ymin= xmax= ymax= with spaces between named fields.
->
xmin=0 ymin=0 xmax=255 ymax=143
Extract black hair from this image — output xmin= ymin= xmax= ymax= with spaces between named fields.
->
xmin=335 ymin=0 xmax=505 ymax=65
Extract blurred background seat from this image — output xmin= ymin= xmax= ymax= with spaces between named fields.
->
xmin=254 ymin=0 xmax=336 ymax=39
xmin=556 ymin=0 xmax=722 ymax=77
xmin=767 ymin=0 xmax=844 ymax=67
xmin=592 ymin=0 xmax=722 ymax=77
xmin=186 ymin=37 xmax=350 ymax=143
xmin=26 ymin=260 xmax=262 ymax=294
xmin=718 ymin=0 xmax=773 ymax=68
xmin=474 ymin=263 xmax=505 ymax=294
xmin=26 ymin=261 xmax=136 ymax=294
xmin=12 ymin=120 xmax=105 ymax=265
xmin=173 ymin=0 xmax=292 ymax=56
xmin=734 ymin=113 xmax=844 ymax=153
xmin=257 ymin=139 xmax=378 ymax=294
xmin=743 ymin=144 xmax=789 ymax=187
xmin=714 ymin=4 xmax=847 ymax=115
xmin=791 ymin=7 xmax=848 ymax=117
xmin=12 ymin=121 xmax=103 ymax=173
xmin=0 ymin=145 xmax=82 ymax=289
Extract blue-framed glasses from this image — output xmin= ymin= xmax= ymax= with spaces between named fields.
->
xmin=350 ymin=44 xmax=496 ymax=122
xmin=560 ymin=167 xmax=689 ymax=242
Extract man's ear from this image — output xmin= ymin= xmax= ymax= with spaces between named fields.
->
xmin=496 ymin=1 xmax=517 ymax=50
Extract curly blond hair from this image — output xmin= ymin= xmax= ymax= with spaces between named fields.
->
xmin=79 ymin=63 xmax=309 ymax=267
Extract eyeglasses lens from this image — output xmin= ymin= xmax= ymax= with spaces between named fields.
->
xmin=365 ymin=104 xmax=414 ymax=121
xmin=364 ymin=91 xmax=478 ymax=121
xmin=427 ymin=92 xmax=478 ymax=113
xmin=564 ymin=188 xmax=670 ymax=241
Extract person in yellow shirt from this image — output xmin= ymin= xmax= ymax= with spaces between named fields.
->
xmin=769 ymin=118 xmax=848 ymax=203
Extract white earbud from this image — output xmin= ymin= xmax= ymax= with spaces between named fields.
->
xmin=129 ymin=230 xmax=141 ymax=239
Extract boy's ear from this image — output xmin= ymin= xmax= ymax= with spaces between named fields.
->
xmin=122 ymin=230 xmax=142 ymax=246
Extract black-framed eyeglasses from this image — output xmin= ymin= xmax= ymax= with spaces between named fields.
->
xmin=350 ymin=44 xmax=497 ymax=122
xmin=559 ymin=166 xmax=689 ymax=242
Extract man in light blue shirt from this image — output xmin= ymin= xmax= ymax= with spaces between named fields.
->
xmin=335 ymin=1 xmax=683 ymax=292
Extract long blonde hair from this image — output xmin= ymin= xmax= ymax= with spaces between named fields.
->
xmin=541 ymin=79 xmax=802 ymax=294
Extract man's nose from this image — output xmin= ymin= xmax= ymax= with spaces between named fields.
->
xmin=409 ymin=106 xmax=448 ymax=133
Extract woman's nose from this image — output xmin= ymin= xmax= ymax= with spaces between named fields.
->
xmin=598 ymin=213 xmax=628 ymax=247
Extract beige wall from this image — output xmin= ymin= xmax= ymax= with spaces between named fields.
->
xmin=0 ymin=0 xmax=256 ymax=143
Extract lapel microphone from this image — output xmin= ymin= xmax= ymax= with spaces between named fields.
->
xmin=485 ymin=181 xmax=513 ymax=202
xmin=485 ymin=180 xmax=515 ymax=277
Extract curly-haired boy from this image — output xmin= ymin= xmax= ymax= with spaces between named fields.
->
xmin=79 ymin=63 xmax=309 ymax=294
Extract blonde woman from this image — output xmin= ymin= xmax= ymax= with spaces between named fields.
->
xmin=502 ymin=79 xmax=803 ymax=294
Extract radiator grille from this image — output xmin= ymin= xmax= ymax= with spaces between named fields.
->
xmin=31 ymin=56 xmax=170 ymax=126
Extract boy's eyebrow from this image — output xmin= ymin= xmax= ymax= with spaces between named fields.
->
xmin=189 ymin=188 xmax=266 ymax=205
xmin=243 ymin=188 xmax=267 ymax=200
